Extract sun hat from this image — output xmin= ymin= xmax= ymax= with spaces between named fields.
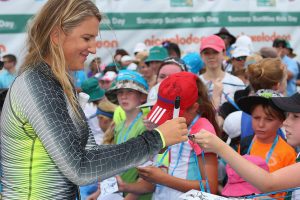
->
xmin=105 ymin=70 xmax=148 ymax=104
xmin=232 ymin=46 xmax=251 ymax=59
xmin=222 ymin=155 xmax=269 ymax=197
xmin=271 ymin=92 xmax=300 ymax=113
xmin=215 ymin=27 xmax=236 ymax=45
xmin=200 ymin=35 xmax=226 ymax=53
xmin=147 ymin=72 xmax=198 ymax=125
xmin=81 ymin=78 xmax=105 ymax=102
xmin=237 ymin=89 xmax=283 ymax=115
xmin=145 ymin=46 xmax=168 ymax=63
xmin=182 ymin=52 xmax=204 ymax=74
xmin=223 ymin=111 xmax=243 ymax=145
xmin=272 ymin=38 xmax=288 ymax=48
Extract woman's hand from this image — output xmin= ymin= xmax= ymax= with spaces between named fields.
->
xmin=137 ymin=166 xmax=168 ymax=184
xmin=194 ymin=129 xmax=225 ymax=154
xmin=157 ymin=117 xmax=188 ymax=147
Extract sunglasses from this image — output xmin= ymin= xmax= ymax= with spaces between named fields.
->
xmin=234 ymin=56 xmax=247 ymax=61
xmin=162 ymin=57 xmax=187 ymax=71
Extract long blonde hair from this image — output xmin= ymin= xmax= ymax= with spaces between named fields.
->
xmin=20 ymin=0 xmax=101 ymax=116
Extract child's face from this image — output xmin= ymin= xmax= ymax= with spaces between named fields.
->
xmin=252 ymin=105 xmax=283 ymax=143
xmin=201 ymin=48 xmax=224 ymax=70
xmin=117 ymin=88 xmax=145 ymax=112
xmin=97 ymin=115 xmax=112 ymax=132
xmin=283 ymin=112 xmax=300 ymax=147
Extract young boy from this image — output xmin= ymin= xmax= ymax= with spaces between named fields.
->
xmin=105 ymin=70 xmax=151 ymax=200
xmin=229 ymin=89 xmax=296 ymax=198
xmin=195 ymin=92 xmax=300 ymax=200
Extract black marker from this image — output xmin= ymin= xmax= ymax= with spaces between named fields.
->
xmin=173 ymin=96 xmax=180 ymax=119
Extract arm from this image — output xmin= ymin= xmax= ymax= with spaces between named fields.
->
xmin=117 ymin=176 xmax=155 ymax=194
xmin=13 ymin=68 xmax=188 ymax=185
xmin=137 ymin=153 xmax=218 ymax=194
xmin=194 ymin=129 xmax=300 ymax=192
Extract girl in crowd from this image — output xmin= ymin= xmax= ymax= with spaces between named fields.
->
xmin=195 ymin=92 xmax=300 ymax=199
xmin=0 ymin=0 xmax=188 ymax=199
xmin=118 ymin=72 xmax=220 ymax=199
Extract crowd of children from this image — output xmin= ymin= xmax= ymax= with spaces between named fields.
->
xmin=2 ymin=23 xmax=300 ymax=200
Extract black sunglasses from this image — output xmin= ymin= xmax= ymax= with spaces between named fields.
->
xmin=234 ymin=56 xmax=247 ymax=61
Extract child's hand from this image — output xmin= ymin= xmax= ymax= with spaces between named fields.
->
xmin=116 ymin=175 xmax=126 ymax=192
xmin=194 ymin=129 xmax=225 ymax=153
xmin=137 ymin=166 xmax=167 ymax=184
xmin=156 ymin=117 xmax=188 ymax=147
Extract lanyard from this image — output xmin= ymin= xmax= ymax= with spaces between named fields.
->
xmin=157 ymin=115 xmax=210 ymax=192
xmin=117 ymin=112 xmax=142 ymax=144
xmin=247 ymin=135 xmax=279 ymax=163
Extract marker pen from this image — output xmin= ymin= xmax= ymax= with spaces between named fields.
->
xmin=173 ymin=96 xmax=180 ymax=119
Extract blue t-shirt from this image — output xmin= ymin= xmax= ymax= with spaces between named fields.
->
xmin=282 ymin=55 xmax=298 ymax=96
xmin=0 ymin=69 xmax=16 ymax=89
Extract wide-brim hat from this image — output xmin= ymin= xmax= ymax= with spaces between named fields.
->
xmin=215 ymin=27 xmax=236 ymax=45
xmin=271 ymin=92 xmax=300 ymax=113
xmin=145 ymin=46 xmax=168 ymax=63
xmin=237 ymin=89 xmax=283 ymax=115
xmin=105 ymin=70 xmax=148 ymax=105
xmin=105 ymin=80 xmax=148 ymax=104
xmin=81 ymin=78 xmax=105 ymax=102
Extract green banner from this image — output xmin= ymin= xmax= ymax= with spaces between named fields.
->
xmin=1 ymin=12 xmax=300 ymax=33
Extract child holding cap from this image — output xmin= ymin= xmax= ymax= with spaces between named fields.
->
xmin=195 ymin=92 xmax=300 ymax=199
xmin=117 ymin=72 xmax=220 ymax=199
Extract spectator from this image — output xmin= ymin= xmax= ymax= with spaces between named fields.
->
xmin=273 ymin=38 xmax=298 ymax=96
xmin=0 ymin=54 xmax=17 ymax=89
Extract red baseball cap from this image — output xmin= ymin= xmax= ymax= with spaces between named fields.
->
xmin=147 ymin=72 xmax=198 ymax=125
xmin=200 ymin=35 xmax=225 ymax=52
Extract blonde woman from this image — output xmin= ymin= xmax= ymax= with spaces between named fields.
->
xmin=0 ymin=0 xmax=188 ymax=199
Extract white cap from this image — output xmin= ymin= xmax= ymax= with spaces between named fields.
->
xmin=127 ymin=63 xmax=138 ymax=70
xmin=223 ymin=111 xmax=242 ymax=144
xmin=133 ymin=42 xmax=148 ymax=54
xmin=232 ymin=35 xmax=254 ymax=53
xmin=232 ymin=47 xmax=251 ymax=58
xmin=138 ymin=83 xmax=159 ymax=108
xmin=121 ymin=55 xmax=133 ymax=63
xmin=78 ymin=92 xmax=90 ymax=109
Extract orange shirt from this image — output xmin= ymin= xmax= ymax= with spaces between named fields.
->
xmin=249 ymin=137 xmax=296 ymax=172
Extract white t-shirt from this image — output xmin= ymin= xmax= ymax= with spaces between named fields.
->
xmin=199 ymin=72 xmax=245 ymax=107
xmin=83 ymin=102 xmax=105 ymax=145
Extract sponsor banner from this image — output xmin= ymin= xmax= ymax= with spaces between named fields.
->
xmin=1 ymin=12 xmax=300 ymax=33
xmin=0 ymin=0 xmax=299 ymax=68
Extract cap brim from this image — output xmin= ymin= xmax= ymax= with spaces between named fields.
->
xmin=200 ymin=45 xmax=223 ymax=52
xmin=138 ymin=100 xmax=157 ymax=108
xmin=271 ymin=93 xmax=300 ymax=112
xmin=147 ymin=103 xmax=185 ymax=125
